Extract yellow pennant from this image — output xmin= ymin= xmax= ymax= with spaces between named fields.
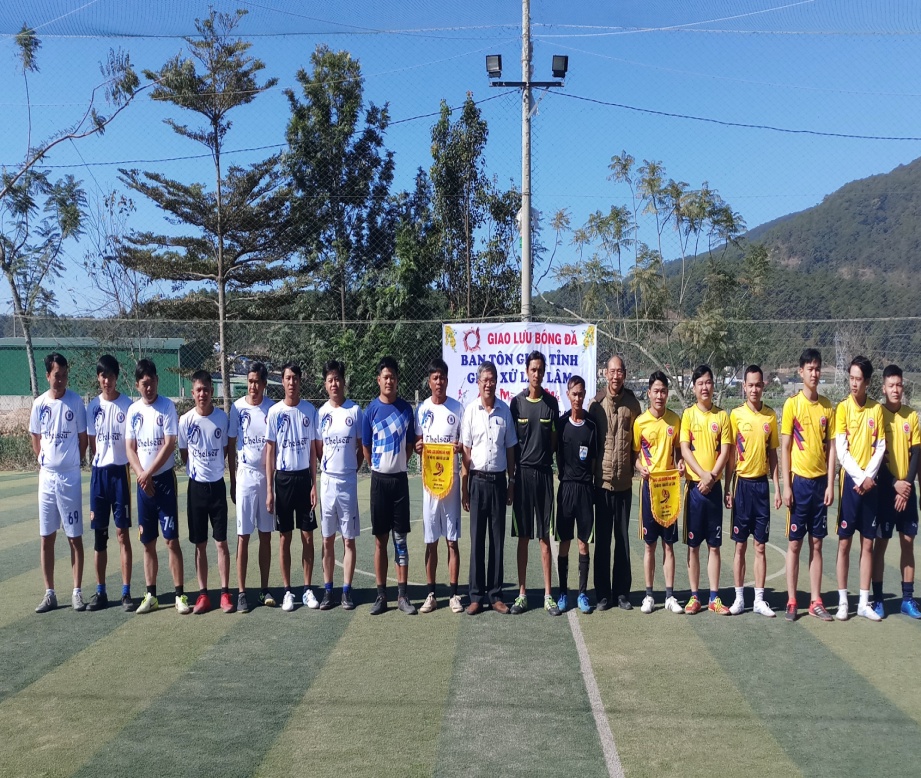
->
xmin=422 ymin=443 xmax=455 ymax=499
xmin=649 ymin=469 xmax=681 ymax=527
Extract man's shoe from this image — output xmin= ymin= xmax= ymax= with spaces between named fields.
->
xmin=87 ymin=592 xmax=109 ymax=611
xmin=808 ymin=601 xmax=833 ymax=622
xmin=260 ymin=591 xmax=276 ymax=608
xmin=596 ymin=597 xmax=612 ymax=612
xmin=510 ymin=595 xmax=528 ymax=615
xmin=303 ymin=588 xmax=319 ymax=609
xmin=491 ymin=600 xmax=510 ymax=614
xmin=577 ymin=593 xmax=593 ymax=613
xmin=640 ymin=595 xmax=654 ymax=614
xmin=220 ymin=592 xmax=234 ymax=613
xmin=319 ymin=590 xmax=334 ymax=611
xmin=708 ymin=597 xmax=731 ymax=615
xmin=617 ymin=595 xmax=633 ymax=611
xmin=857 ymin=602 xmax=882 ymax=622
xmin=370 ymin=595 xmax=388 ymax=615
xmin=237 ymin=592 xmax=250 ymax=613
xmin=193 ymin=593 xmax=211 ymax=615
xmin=420 ymin=593 xmax=437 ymax=613
xmin=398 ymin=596 xmax=418 ymax=615
xmin=121 ymin=594 xmax=136 ymax=613
xmin=449 ymin=594 xmax=464 ymax=613
xmin=72 ymin=591 xmax=87 ymax=612
xmin=684 ymin=595 xmax=702 ymax=614
xmin=901 ymin=598 xmax=921 ymax=619
xmin=137 ymin=593 xmax=158 ymax=614
xmin=729 ymin=598 xmax=745 ymax=616
xmin=753 ymin=600 xmax=776 ymax=618
xmin=175 ymin=594 xmax=192 ymax=615
xmin=341 ymin=590 xmax=355 ymax=611
xmin=466 ymin=601 xmax=483 ymax=616
xmin=35 ymin=592 xmax=58 ymax=614
xmin=785 ymin=603 xmax=797 ymax=622
xmin=664 ymin=596 xmax=683 ymax=614
xmin=557 ymin=593 xmax=569 ymax=613
xmin=281 ymin=591 xmax=295 ymax=612
xmin=835 ymin=602 xmax=849 ymax=622
xmin=545 ymin=594 xmax=561 ymax=616
xmin=872 ymin=600 xmax=885 ymax=619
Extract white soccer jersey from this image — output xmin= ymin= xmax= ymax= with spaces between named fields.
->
xmin=179 ymin=407 xmax=230 ymax=483
xmin=125 ymin=395 xmax=179 ymax=476
xmin=29 ymin=389 xmax=87 ymax=472
xmin=230 ymin=396 xmax=275 ymax=470
xmin=318 ymin=399 xmax=363 ymax=476
xmin=416 ymin=396 xmax=463 ymax=474
xmin=266 ymin=400 xmax=318 ymax=472
xmin=86 ymin=394 xmax=133 ymax=467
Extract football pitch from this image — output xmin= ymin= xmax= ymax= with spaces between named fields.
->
xmin=1 ymin=470 xmax=920 ymax=778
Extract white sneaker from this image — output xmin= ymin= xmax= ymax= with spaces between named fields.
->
xmin=420 ymin=593 xmax=437 ymax=613
xmin=664 ymin=596 xmax=684 ymax=614
xmin=72 ymin=591 xmax=86 ymax=611
xmin=729 ymin=598 xmax=745 ymax=616
xmin=136 ymin=593 xmax=158 ymax=614
xmin=753 ymin=600 xmax=776 ymax=618
xmin=282 ymin=591 xmax=295 ymax=612
xmin=835 ymin=602 xmax=849 ymax=621
xmin=449 ymin=594 xmax=464 ymax=613
xmin=857 ymin=602 xmax=882 ymax=622
xmin=303 ymin=588 xmax=319 ymax=609
xmin=174 ymin=594 xmax=191 ymax=615
xmin=640 ymin=595 xmax=654 ymax=614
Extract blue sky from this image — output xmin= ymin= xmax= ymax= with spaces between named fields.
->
xmin=2 ymin=0 xmax=921 ymax=316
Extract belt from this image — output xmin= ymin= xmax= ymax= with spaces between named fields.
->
xmin=470 ymin=470 xmax=505 ymax=482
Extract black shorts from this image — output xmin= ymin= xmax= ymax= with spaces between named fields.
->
xmin=187 ymin=478 xmax=228 ymax=544
xmin=274 ymin=469 xmax=317 ymax=533
xmin=512 ymin=467 xmax=554 ymax=539
xmin=555 ymin=481 xmax=594 ymax=543
xmin=370 ymin=471 xmax=411 ymax=536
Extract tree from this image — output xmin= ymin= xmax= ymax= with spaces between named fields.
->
xmin=0 ymin=26 xmax=138 ymax=395
xmin=118 ymin=8 xmax=290 ymax=410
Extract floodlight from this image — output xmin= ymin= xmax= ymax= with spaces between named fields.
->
xmin=551 ymin=55 xmax=568 ymax=79
xmin=486 ymin=54 xmax=502 ymax=78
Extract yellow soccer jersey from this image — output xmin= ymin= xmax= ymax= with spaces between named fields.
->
xmin=679 ymin=404 xmax=731 ymax=482
xmin=881 ymin=405 xmax=920 ymax=480
xmin=781 ymin=392 xmax=833 ymax=479
xmin=834 ymin=394 xmax=883 ymax=470
xmin=633 ymin=409 xmax=681 ymax=474
xmin=730 ymin=403 xmax=779 ymax=479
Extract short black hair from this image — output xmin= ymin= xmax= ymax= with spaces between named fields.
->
xmin=691 ymin=364 xmax=713 ymax=384
xmin=135 ymin=358 xmax=157 ymax=382
xmin=191 ymin=369 xmax=212 ymax=387
xmin=427 ymin=357 xmax=448 ymax=377
xmin=44 ymin=352 xmax=68 ymax=373
xmin=248 ymin=361 xmax=268 ymax=382
xmin=96 ymin=354 xmax=120 ymax=377
xmin=849 ymin=355 xmax=873 ymax=382
xmin=800 ymin=348 xmax=822 ymax=368
xmin=526 ymin=351 xmax=546 ymax=371
xmin=281 ymin=361 xmax=302 ymax=378
xmin=323 ymin=359 xmax=346 ymax=381
xmin=883 ymin=364 xmax=903 ymax=381
xmin=649 ymin=371 xmax=669 ymax=388
xmin=567 ymin=375 xmax=585 ymax=391
xmin=743 ymin=364 xmax=763 ymax=382
xmin=377 ymin=356 xmax=399 ymax=377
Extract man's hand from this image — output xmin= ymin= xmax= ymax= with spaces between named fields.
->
xmin=783 ymin=484 xmax=793 ymax=509
xmin=266 ymin=491 xmax=275 ymax=514
xmin=506 ymin=481 xmax=514 ymax=506
xmin=724 ymin=490 xmax=734 ymax=510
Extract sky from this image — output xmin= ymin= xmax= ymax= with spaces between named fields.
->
xmin=2 ymin=0 xmax=921 ymax=317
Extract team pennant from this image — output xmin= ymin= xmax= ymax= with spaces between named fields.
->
xmin=422 ymin=443 xmax=455 ymax=499
xmin=649 ymin=469 xmax=681 ymax=527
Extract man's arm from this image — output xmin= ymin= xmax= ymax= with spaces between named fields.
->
xmin=78 ymin=432 xmax=88 ymax=464
xmin=723 ymin=446 xmax=736 ymax=509
xmin=148 ymin=435 xmax=177 ymax=476
xmin=781 ymin=434 xmax=794 ymax=508
xmin=824 ymin=436 xmax=837 ymax=507
xmin=461 ymin=445 xmax=471 ymax=512
xmin=265 ymin=440 xmax=276 ymax=514
xmin=227 ymin=437 xmax=237 ymax=503
xmin=680 ymin=442 xmax=712 ymax=493
xmin=505 ymin=446 xmax=516 ymax=506
xmin=310 ymin=435 xmax=318 ymax=509
xmin=30 ymin=433 xmax=41 ymax=458
xmin=768 ymin=447 xmax=782 ymax=509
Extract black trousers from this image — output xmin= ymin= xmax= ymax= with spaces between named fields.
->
xmin=468 ymin=473 xmax=507 ymax=604
xmin=594 ymin=487 xmax=633 ymax=601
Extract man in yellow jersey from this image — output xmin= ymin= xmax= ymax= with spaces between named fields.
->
xmin=724 ymin=365 xmax=781 ymax=617
xmin=634 ymin=371 xmax=685 ymax=614
xmin=834 ymin=355 xmax=885 ymax=622
xmin=781 ymin=348 xmax=836 ymax=622
xmin=872 ymin=364 xmax=921 ymax=619
xmin=680 ymin=365 xmax=732 ymax=615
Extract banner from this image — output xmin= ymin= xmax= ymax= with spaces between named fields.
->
xmin=422 ymin=443 xmax=456 ymax=499
xmin=442 ymin=322 xmax=597 ymax=412
xmin=649 ymin=469 xmax=681 ymax=527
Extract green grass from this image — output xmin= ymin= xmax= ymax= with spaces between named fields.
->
xmin=0 ymin=471 xmax=920 ymax=777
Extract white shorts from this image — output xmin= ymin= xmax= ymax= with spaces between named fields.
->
xmin=38 ymin=468 xmax=83 ymax=538
xmin=422 ymin=483 xmax=461 ymax=544
xmin=320 ymin=472 xmax=360 ymax=539
xmin=235 ymin=466 xmax=274 ymax=536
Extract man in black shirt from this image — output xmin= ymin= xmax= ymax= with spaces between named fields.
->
xmin=556 ymin=376 xmax=597 ymax=614
xmin=509 ymin=351 xmax=560 ymax=616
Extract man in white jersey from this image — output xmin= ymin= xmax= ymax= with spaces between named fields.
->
xmin=316 ymin=359 xmax=363 ymax=611
xmin=86 ymin=354 xmax=135 ymax=612
xmin=126 ymin=359 xmax=191 ymax=615
xmin=265 ymin=362 xmax=319 ymax=613
xmin=415 ymin=358 xmax=464 ymax=614
xmin=31 ymin=353 xmax=88 ymax=613
xmin=179 ymin=370 xmax=233 ymax=614
xmin=229 ymin=362 xmax=276 ymax=613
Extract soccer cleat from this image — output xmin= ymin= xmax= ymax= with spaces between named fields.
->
xmin=72 ymin=591 xmax=87 ymax=612
xmin=341 ymin=590 xmax=355 ymax=611
xmin=808 ymin=601 xmax=833 ymax=622
xmin=901 ymin=598 xmax=921 ymax=619
xmin=449 ymin=594 xmax=464 ymax=613
xmin=544 ymin=594 xmax=561 ymax=616
xmin=193 ymin=593 xmax=211 ymax=615
xmin=708 ymin=597 xmax=731 ymax=615
xmin=872 ymin=600 xmax=885 ymax=619
xmin=281 ymin=591 xmax=295 ymax=612
xmin=237 ymin=592 xmax=250 ymax=614
xmin=175 ymin=594 xmax=192 ymax=615
xmin=835 ymin=602 xmax=849 ymax=622
xmin=398 ymin=596 xmax=418 ymax=615
xmin=857 ymin=602 xmax=882 ymax=622
xmin=664 ymin=596 xmax=683 ymax=614
xmin=303 ymin=588 xmax=319 ymax=609
xmin=577 ymin=593 xmax=593 ymax=613
xmin=729 ymin=598 xmax=745 ymax=616
xmin=557 ymin=593 xmax=569 ymax=613
xmin=220 ymin=592 xmax=234 ymax=613
xmin=35 ymin=592 xmax=58 ymax=614
xmin=785 ymin=603 xmax=797 ymax=622
xmin=369 ymin=595 xmax=388 ymax=615
xmin=260 ymin=591 xmax=276 ymax=608
xmin=684 ymin=595 xmax=702 ymax=615
xmin=420 ymin=593 xmax=437 ymax=613
xmin=121 ymin=594 xmax=136 ymax=613
xmin=319 ymin=590 xmax=334 ymax=611
xmin=137 ymin=593 xmax=158 ymax=614
xmin=753 ymin=600 xmax=776 ymax=618
xmin=640 ymin=595 xmax=654 ymax=614
xmin=510 ymin=595 xmax=528 ymax=615
xmin=87 ymin=592 xmax=109 ymax=611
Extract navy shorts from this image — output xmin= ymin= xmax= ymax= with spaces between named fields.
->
xmin=787 ymin=474 xmax=828 ymax=540
xmin=641 ymin=480 xmax=678 ymax=545
xmin=837 ymin=472 xmax=878 ymax=539
xmin=877 ymin=468 xmax=919 ymax=539
xmin=730 ymin=476 xmax=770 ymax=544
xmin=90 ymin=464 xmax=132 ymax=530
xmin=555 ymin=480 xmax=594 ymax=543
xmin=137 ymin=470 xmax=179 ymax=544
xmin=684 ymin=481 xmax=723 ymax=548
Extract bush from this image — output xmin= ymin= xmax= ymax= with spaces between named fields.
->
xmin=0 ymin=434 xmax=38 ymax=470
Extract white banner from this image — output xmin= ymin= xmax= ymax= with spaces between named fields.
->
xmin=442 ymin=322 xmax=598 ymax=412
